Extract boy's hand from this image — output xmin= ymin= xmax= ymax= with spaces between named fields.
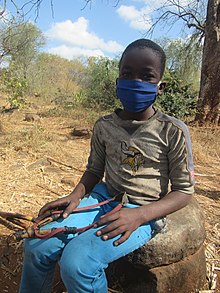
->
xmin=38 ymin=193 xmax=80 ymax=218
xmin=95 ymin=191 xmax=192 ymax=246
xmin=95 ymin=208 xmax=143 ymax=246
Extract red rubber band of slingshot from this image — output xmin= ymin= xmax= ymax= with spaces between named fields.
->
xmin=34 ymin=199 xmax=123 ymax=239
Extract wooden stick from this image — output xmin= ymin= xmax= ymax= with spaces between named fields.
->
xmin=47 ymin=157 xmax=84 ymax=173
xmin=36 ymin=184 xmax=62 ymax=196
xmin=194 ymin=173 xmax=216 ymax=177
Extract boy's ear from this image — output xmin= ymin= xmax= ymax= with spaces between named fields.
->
xmin=158 ymin=82 xmax=166 ymax=95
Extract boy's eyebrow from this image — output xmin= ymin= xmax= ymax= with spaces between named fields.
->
xmin=141 ymin=65 xmax=155 ymax=71
xmin=121 ymin=65 xmax=154 ymax=71
xmin=120 ymin=65 xmax=132 ymax=70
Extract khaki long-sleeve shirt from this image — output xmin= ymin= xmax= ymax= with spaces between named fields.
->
xmin=86 ymin=109 xmax=194 ymax=205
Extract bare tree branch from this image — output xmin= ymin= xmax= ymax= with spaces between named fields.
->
xmin=0 ymin=0 xmax=7 ymax=16
xmin=145 ymin=0 xmax=206 ymax=39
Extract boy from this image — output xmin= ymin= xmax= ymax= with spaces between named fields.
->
xmin=19 ymin=39 xmax=194 ymax=293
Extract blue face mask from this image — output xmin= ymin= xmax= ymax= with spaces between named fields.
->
xmin=116 ymin=79 xmax=158 ymax=112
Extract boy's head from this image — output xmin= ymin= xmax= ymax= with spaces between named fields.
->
xmin=116 ymin=39 xmax=166 ymax=113
xmin=119 ymin=39 xmax=166 ymax=80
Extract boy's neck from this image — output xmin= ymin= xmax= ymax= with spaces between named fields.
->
xmin=119 ymin=106 xmax=155 ymax=121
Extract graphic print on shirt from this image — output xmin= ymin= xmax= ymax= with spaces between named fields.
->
xmin=121 ymin=141 xmax=144 ymax=174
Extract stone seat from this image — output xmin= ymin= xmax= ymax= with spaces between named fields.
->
xmin=106 ymin=197 xmax=207 ymax=293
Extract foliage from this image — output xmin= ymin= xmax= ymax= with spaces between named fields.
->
xmin=158 ymin=36 xmax=202 ymax=91
xmin=1 ymin=69 xmax=27 ymax=108
xmin=0 ymin=20 xmax=45 ymax=108
xmin=156 ymin=71 xmax=198 ymax=119
xmin=0 ymin=21 xmax=45 ymax=77
xmin=28 ymin=53 xmax=86 ymax=102
xmin=84 ymin=56 xmax=120 ymax=111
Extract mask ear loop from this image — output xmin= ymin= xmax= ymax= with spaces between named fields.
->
xmin=156 ymin=81 xmax=161 ymax=95
xmin=157 ymin=81 xmax=166 ymax=96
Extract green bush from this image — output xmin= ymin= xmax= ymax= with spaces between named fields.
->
xmin=84 ymin=57 xmax=120 ymax=111
xmin=156 ymin=72 xmax=198 ymax=119
xmin=1 ymin=69 xmax=27 ymax=109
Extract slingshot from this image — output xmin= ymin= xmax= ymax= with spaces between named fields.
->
xmin=0 ymin=192 xmax=128 ymax=241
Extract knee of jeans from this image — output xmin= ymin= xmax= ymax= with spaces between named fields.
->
xmin=24 ymin=239 xmax=45 ymax=261
xmin=24 ymin=238 xmax=38 ymax=254
xmin=59 ymin=251 xmax=81 ymax=279
xmin=60 ymin=248 xmax=98 ymax=280
xmin=24 ymin=238 xmax=59 ymax=266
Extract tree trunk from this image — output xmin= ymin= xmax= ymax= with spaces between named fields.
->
xmin=195 ymin=0 xmax=220 ymax=126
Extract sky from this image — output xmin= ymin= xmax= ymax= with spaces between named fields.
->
xmin=3 ymin=0 xmax=193 ymax=60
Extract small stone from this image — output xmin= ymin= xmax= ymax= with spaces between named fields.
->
xmin=71 ymin=127 xmax=91 ymax=137
xmin=24 ymin=113 xmax=41 ymax=122
xmin=27 ymin=158 xmax=51 ymax=170
xmin=61 ymin=176 xmax=76 ymax=187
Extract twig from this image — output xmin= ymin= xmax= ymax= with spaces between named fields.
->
xmin=47 ymin=157 xmax=84 ymax=173
xmin=36 ymin=184 xmax=62 ymax=196
xmin=23 ymin=199 xmax=41 ymax=207
xmin=0 ymin=263 xmax=16 ymax=276
xmin=194 ymin=173 xmax=216 ymax=177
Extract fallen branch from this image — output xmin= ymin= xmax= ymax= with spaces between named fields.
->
xmin=194 ymin=173 xmax=216 ymax=177
xmin=47 ymin=157 xmax=84 ymax=173
xmin=36 ymin=184 xmax=62 ymax=196
xmin=0 ymin=263 xmax=16 ymax=276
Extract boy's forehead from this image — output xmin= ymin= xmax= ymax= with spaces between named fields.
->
xmin=120 ymin=47 xmax=161 ymax=71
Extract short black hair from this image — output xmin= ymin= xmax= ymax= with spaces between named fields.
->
xmin=119 ymin=39 xmax=166 ymax=78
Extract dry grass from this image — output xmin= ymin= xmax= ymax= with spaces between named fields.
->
xmin=0 ymin=97 xmax=219 ymax=292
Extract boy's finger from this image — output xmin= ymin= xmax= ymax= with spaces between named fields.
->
xmin=114 ymin=231 xmax=130 ymax=246
xmin=38 ymin=199 xmax=68 ymax=216
xmin=63 ymin=203 xmax=77 ymax=218
xmin=96 ymin=212 xmax=119 ymax=226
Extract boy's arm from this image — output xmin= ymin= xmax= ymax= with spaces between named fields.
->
xmin=138 ymin=190 xmax=192 ymax=222
xmin=39 ymin=120 xmax=106 ymax=217
xmin=38 ymin=171 xmax=100 ymax=217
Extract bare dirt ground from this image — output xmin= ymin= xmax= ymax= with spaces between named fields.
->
xmin=0 ymin=100 xmax=219 ymax=293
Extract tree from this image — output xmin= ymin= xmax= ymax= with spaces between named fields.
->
xmin=195 ymin=0 xmax=220 ymax=125
xmin=148 ymin=0 xmax=220 ymax=125
xmin=28 ymin=52 xmax=85 ymax=100
xmin=85 ymin=56 xmax=120 ymax=110
xmin=0 ymin=0 xmax=116 ymax=18
xmin=0 ymin=17 xmax=24 ymax=62
xmin=1 ymin=21 xmax=45 ymax=78
xmin=158 ymin=37 xmax=202 ymax=90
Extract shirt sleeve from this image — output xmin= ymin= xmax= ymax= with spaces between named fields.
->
xmin=168 ymin=123 xmax=195 ymax=195
xmin=86 ymin=120 xmax=106 ymax=179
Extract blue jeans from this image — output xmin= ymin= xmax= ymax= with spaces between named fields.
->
xmin=19 ymin=183 xmax=154 ymax=293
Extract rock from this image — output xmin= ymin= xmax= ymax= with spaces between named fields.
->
xmin=107 ymin=246 xmax=206 ymax=293
xmin=24 ymin=113 xmax=41 ymax=122
xmin=61 ymin=176 xmax=76 ymax=187
xmin=71 ymin=127 xmax=91 ymax=137
xmin=126 ymin=197 xmax=206 ymax=268
xmin=106 ymin=198 xmax=207 ymax=293
xmin=27 ymin=158 xmax=51 ymax=170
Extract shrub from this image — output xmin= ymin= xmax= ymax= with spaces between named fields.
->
xmin=1 ymin=69 xmax=27 ymax=109
xmin=84 ymin=57 xmax=120 ymax=111
xmin=156 ymin=71 xmax=198 ymax=119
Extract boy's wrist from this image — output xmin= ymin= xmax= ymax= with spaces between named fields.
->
xmin=69 ymin=182 xmax=86 ymax=200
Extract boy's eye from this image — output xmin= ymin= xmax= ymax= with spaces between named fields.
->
xmin=142 ymin=73 xmax=154 ymax=80
xmin=121 ymin=71 xmax=130 ymax=78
